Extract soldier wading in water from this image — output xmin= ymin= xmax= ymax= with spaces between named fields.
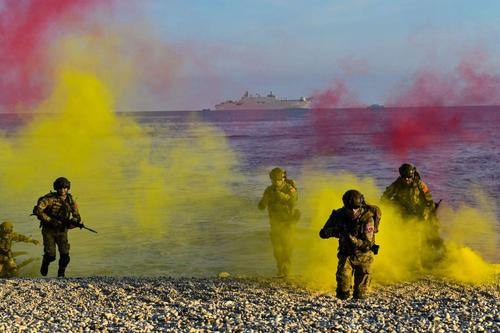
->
xmin=320 ymin=190 xmax=381 ymax=300
xmin=33 ymin=177 xmax=83 ymax=277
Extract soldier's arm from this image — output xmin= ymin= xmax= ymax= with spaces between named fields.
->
xmin=33 ymin=196 xmax=58 ymax=225
xmin=381 ymin=181 xmax=397 ymax=203
xmin=70 ymin=195 xmax=82 ymax=223
xmin=349 ymin=217 xmax=375 ymax=252
xmin=258 ymin=188 xmax=270 ymax=210
xmin=419 ymin=181 xmax=435 ymax=206
xmin=320 ymin=210 xmax=341 ymax=239
xmin=12 ymin=233 xmax=39 ymax=245
xmin=287 ymin=184 xmax=298 ymax=203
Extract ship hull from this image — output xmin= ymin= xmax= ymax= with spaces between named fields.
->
xmin=214 ymin=100 xmax=310 ymax=111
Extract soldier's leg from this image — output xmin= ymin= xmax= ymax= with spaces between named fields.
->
xmin=0 ymin=255 xmax=7 ymax=278
xmin=336 ymin=255 xmax=353 ymax=300
xmin=423 ymin=219 xmax=446 ymax=266
xmin=41 ymin=228 xmax=57 ymax=276
xmin=5 ymin=257 xmax=19 ymax=278
xmin=55 ymin=230 xmax=70 ymax=277
xmin=353 ymin=254 xmax=373 ymax=299
xmin=279 ymin=224 xmax=295 ymax=277
xmin=270 ymin=222 xmax=286 ymax=276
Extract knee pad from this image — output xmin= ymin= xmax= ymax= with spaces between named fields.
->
xmin=43 ymin=255 xmax=56 ymax=263
xmin=59 ymin=254 xmax=70 ymax=267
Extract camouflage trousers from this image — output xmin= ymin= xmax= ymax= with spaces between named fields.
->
xmin=269 ymin=220 xmax=295 ymax=277
xmin=336 ymin=251 xmax=373 ymax=299
xmin=41 ymin=227 xmax=70 ymax=258
xmin=0 ymin=254 xmax=17 ymax=278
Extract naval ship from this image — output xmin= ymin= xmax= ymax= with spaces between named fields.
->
xmin=214 ymin=91 xmax=311 ymax=110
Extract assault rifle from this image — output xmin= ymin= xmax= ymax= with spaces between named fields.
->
xmin=63 ymin=218 xmax=98 ymax=233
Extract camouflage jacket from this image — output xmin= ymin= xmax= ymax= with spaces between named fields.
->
xmin=33 ymin=192 xmax=81 ymax=228
xmin=321 ymin=206 xmax=376 ymax=256
xmin=258 ymin=182 xmax=298 ymax=222
xmin=381 ymin=176 xmax=434 ymax=219
xmin=0 ymin=232 xmax=34 ymax=256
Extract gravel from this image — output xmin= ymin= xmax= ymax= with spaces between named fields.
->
xmin=0 ymin=276 xmax=498 ymax=332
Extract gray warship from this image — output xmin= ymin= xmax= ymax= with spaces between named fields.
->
xmin=214 ymin=91 xmax=311 ymax=110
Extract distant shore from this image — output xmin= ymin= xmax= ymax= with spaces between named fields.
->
xmin=0 ymin=276 xmax=498 ymax=332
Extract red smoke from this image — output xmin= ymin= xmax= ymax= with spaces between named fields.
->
xmin=455 ymin=52 xmax=500 ymax=106
xmin=379 ymin=51 xmax=499 ymax=157
xmin=374 ymin=106 xmax=464 ymax=156
xmin=308 ymin=80 xmax=365 ymax=154
xmin=0 ymin=0 xmax=107 ymax=111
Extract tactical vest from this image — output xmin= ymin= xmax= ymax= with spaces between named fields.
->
xmin=33 ymin=192 xmax=77 ymax=226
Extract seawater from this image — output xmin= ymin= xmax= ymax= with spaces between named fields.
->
xmin=1 ymin=107 xmax=498 ymax=277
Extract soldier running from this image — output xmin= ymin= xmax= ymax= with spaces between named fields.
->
xmin=320 ymin=190 xmax=381 ymax=299
xmin=0 ymin=221 xmax=39 ymax=278
xmin=33 ymin=177 xmax=82 ymax=277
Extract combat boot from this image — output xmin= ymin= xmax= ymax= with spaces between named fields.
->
xmin=40 ymin=259 xmax=50 ymax=276
xmin=57 ymin=267 xmax=66 ymax=278
xmin=353 ymin=291 xmax=368 ymax=300
xmin=336 ymin=290 xmax=350 ymax=300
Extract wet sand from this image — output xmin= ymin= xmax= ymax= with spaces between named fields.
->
xmin=0 ymin=276 xmax=498 ymax=332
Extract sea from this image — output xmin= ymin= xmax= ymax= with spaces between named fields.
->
xmin=1 ymin=106 xmax=498 ymax=277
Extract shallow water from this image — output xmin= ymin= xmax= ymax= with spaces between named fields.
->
xmin=1 ymin=107 xmax=498 ymax=277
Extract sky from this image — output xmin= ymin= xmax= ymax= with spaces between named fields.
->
xmin=142 ymin=0 xmax=500 ymax=110
xmin=1 ymin=0 xmax=500 ymax=111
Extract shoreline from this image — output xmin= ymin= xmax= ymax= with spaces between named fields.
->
xmin=0 ymin=276 xmax=498 ymax=332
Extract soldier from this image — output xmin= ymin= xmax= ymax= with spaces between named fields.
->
xmin=0 ymin=221 xmax=39 ymax=278
xmin=258 ymin=167 xmax=300 ymax=277
xmin=381 ymin=163 xmax=437 ymax=221
xmin=33 ymin=177 xmax=83 ymax=277
xmin=320 ymin=190 xmax=380 ymax=300
xmin=381 ymin=163 xmax=445 ymax=267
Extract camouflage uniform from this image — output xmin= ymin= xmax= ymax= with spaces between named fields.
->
xmin=0 ymin=221 xmax=38 ymax=278
xmin=320 ymin=191 xmax=378 ymax=299
xmin=33 ymin=188 xmax=81 ymax=277
xmin=381 ymin=170 xmax=435 ymax=221
xmin=381 ymin=164 xmax=444 ymax=266
xmin=259 ymin=168 xmax=300 ymax=277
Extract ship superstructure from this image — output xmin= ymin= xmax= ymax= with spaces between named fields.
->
xmin=214 ymin=91 xmax=311 ymax=110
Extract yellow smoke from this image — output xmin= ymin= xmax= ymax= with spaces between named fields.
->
xmin=0 ymin=67 xmax=243 ymax=275
xmin=285 ymin=169 xmax=498 ymax=290
xmin=48 ymin=19 xmax=183 ymax=111
xmin=290 ymin=170 xmax=381 ymax=290
xmin=435 ymin=189 xmax=498 ymax=284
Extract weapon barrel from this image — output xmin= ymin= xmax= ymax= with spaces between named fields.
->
xmin=82 ymin=225 xmax=98 ymax=233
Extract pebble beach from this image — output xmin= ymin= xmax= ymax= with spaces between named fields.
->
xmin=0 ymin=276 xmax=498 ymax=332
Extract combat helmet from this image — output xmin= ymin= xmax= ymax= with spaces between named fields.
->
xmin=342 ymin=190 xmax=365 ymax=209
xmin=53 ymin=177 xmax=71 ymax=190
xmin=0 ymin=221 xmax=13 ymax=233
xmin=269 ymin=167 xmax=285 ymax=181
xmin=399 ymin=163 xmax=415 ymax=178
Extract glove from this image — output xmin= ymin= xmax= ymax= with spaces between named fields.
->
xmin=319 ymin=228 xmax=330 ymax=239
